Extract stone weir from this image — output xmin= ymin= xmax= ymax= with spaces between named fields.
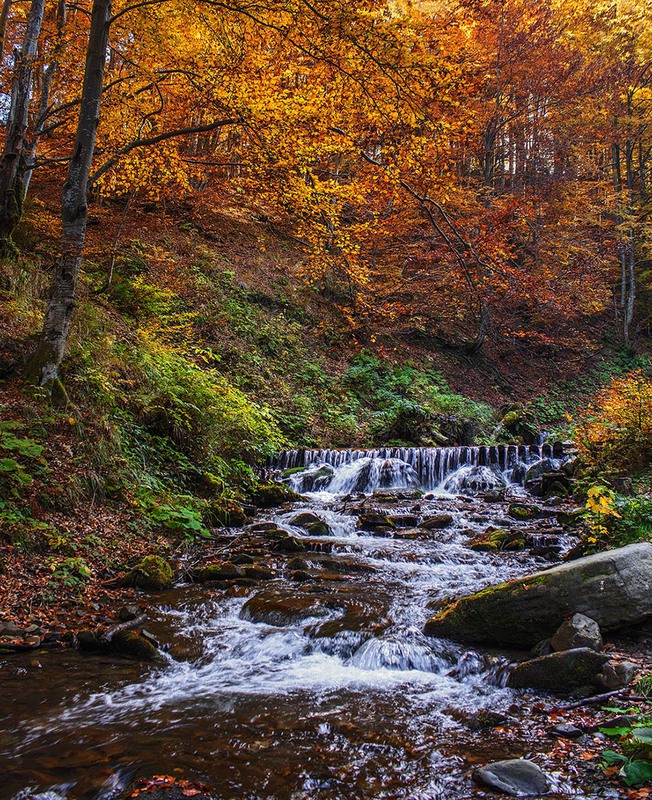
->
xmin=267 ymin=442 xmax=565 ymax=490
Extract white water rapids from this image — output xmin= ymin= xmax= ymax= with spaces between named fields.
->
xmin=3 ymin=449 xmax=585 ymax=800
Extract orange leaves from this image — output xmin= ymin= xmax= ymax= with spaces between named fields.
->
xmin=575 ymin=372 xmax=652 ymax=477
xmin=127 ymin=775 xmax=210 ymax=797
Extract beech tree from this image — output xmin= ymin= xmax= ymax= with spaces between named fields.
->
xmin=0 ymin=0 xmax=45 ymax=248
xmin=27 ymin=0 xmax=112 ymax=389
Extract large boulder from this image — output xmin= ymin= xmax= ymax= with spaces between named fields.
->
xmin=507 ymin=648 xmax=609 ymax=691
xmin=424 ymin=543 xmax=652 ymax=647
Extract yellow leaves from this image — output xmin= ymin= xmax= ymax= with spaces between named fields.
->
xmin=585 ymin=486 xmax=621 ymax=519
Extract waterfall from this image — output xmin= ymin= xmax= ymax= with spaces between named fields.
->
xmin=268 ymin=443 xmax=564 ymax=494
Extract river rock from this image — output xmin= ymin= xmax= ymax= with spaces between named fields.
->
xmin=551 ymin=614 xmax=603 ymax=652
xmin=550 ymin=723 xmax=584 ymax=738
xmin=372 ymin=488 xmax=423 ymax=502
xmin=507 ymin=648 xmax=609 ymax=691
xmin=289 ymin=512 xmax=332 ymax=537
xmin=118 ymin=604 xmax=142 ymax=622
xmin=199 ymin=562 xmax=245 ymax=582
xmin=249 ymin=482 xmax=303 ymax=507
xmin=388 ymin=514 xmax=420 ymax=528
xmin=357 ymin=512 xmax=395 ymax=532
xmin=424 ymin=543 xmax=652 ymax=647
xmin=268 ymin=530 xmax=306 ymax=552
xmin=242 ymin=565 xmax=276 ymax=581
xmin=468 ymin=528 xmax=525 ymax=552
xmin=121 ymin=555 xmax=173 ymax=590
xmin=473 ymin=759 xmax=550 ymax=796
xmin=420 ymin=513 xmax=454 ymax=530
xmin=240 ymin=591 xmax=329 ymax=625
xmin=596 ymin=660 xmax=637 ymax=690
xmin=507 ymin=502 xmax=540 ymax=520
xmin=556 ymin=507 xmax=584 ymax=527
xmin=113 ymin=631 xmax=160 ymax=660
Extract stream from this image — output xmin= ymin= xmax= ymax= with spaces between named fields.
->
xmin=1 ymin=445 xmax=597 ymax=800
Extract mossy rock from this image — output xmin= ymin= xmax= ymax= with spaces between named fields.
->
xmin=543 ymin=480 xmax=569 ymax=500
xmin=289 ymin=512 xmax=332 ymax=536
xmin=122 ymin=555 xmax=173 ymax=590
xmin=199 ymin=562 xmax=245 ymax=582
xmin=357 ymin=512 xmax=396 ymax=532
xmin=305 ymin=520 xmax=331 ymax=537
xmin=556 ymin=508 xmax=585 ymax=527
xmin=248 ymin=482 xmax=303 ymax=508
xmin=468 ymin=528 xmax=525 ymax=552
xmin=508 ymin=503 xmax=540 ymax=520
xmin=498 ymin=404 xmax=539 ymax=445
xmin=424 ymin=543 xmax=652 ymax=647
xmin=204 ymin=501 xmax=248 ymax=527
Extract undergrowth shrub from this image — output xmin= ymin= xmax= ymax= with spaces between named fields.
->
xmin=575 ymin=372 xmax=652 ymax=480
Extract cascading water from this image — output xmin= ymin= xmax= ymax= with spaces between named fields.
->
xmin=271 ymin=443 xmax=564 ymax=495
xmin=2 ymin=443 xmax=581 ymax=800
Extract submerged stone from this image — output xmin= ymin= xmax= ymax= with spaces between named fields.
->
xmin=240 ymin=591 xmax=328 ymax=626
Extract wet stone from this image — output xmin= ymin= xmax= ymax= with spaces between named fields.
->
xmin=473 ymin=759 xmax=551 ymax=797
xmin=240 ymin=591 xmax=330 ymax=625
xmin=507 ymin=647 xmax=609 ymax=692
xmin=550 ymin=723 xmax=584 ymax=738
xmin=420 ymin=513 xmax=454 ymax=530
xmin=118 ymin=604 xmax=142 ymax=622
xmin=199 ymin=562 xmax=245 ymax=582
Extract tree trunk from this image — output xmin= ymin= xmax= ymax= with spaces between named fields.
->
xmin=466 ymin=303 xmax=490 ymax=355
xmin=0 ymin=0 xmax=11 ymax=61
xmin=0 ymin=0 xmax=45 ymax=248
xmin=26 ymin=0 xmax=112 ymax=388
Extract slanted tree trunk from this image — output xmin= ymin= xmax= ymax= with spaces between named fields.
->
xmin=26 ymin=0 xmax=112 ymax=389
xmin=0 ymin=0 xmax=45 ymax=248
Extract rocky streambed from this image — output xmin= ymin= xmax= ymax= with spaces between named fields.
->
xmin=1 ymin=453 xmax=650 ymax=800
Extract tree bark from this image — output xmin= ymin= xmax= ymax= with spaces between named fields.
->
xmin=26 ymin=0 xmax=112 ymax=388
xmin=0 ymin=0 xmax=45 ymax=248
xmin=0 ymin=0 xmax=11 ymax=61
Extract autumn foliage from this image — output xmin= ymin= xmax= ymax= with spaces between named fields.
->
xmin=575 ymin=372 xmax=652 ymax=479
xmin=0 ymin=0 xmax=651 ymax=359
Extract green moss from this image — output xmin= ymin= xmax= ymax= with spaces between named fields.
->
xmin=248 ymin=482 xmax=303 ymax=507
xmin=122 ymin=555 xmax=173 ymax=590
xmin=199 ymin=562 xmax=244 ymax=581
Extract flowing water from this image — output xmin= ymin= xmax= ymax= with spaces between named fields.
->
xmin=1 ymin=447 xmax=592 ymax=800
